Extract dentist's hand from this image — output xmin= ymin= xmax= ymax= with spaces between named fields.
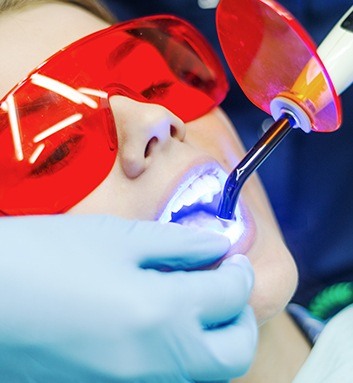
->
xmin=0 ymin=215 xmax=257 ymax=382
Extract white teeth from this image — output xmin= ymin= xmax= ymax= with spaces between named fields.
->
xmin=170 ymin=198 xmax=184 ymax=213
xmin=190 ymin=178 xmax=206 ymax=194
xmin=159 ymin=170 xmax=225 ymax=223
xmin=159 ymin=210 xmax=172 ymax=224
xmin=173 ymin=175 xmax=221 ymax=211
xmin=179 ymin=187 xmax=198 ymax=207
xmin=200 ymin=192 xmax=214 ymax=204
xmin=201 ymin=174 xmax=221 ymax=192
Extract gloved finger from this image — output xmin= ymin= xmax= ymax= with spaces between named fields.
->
xmin=169 ymin=254 xmax=254 ymax=326
xmin=19 ymin=215 xmax=229 ymax=271
xmin=190 ymin=305 xmax=258 ymax=381
xmin=124 ymin=220 xmax=230 ymax=270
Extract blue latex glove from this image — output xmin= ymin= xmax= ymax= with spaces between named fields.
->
xmin=0 ymin=215 xmax=257 ymax=382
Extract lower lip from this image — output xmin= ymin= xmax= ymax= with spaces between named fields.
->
xmin=225 ymin=200 xmax=256 ymax=256
xmin=176 ymin=199 xmax=256 ymax=257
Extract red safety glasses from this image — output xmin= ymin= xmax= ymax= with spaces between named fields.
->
xmin=0 ymin=15 xmax=229 ymax=216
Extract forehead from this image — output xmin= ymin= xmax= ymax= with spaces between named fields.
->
xmin=0 ymin=2 xmax=109 ymax=97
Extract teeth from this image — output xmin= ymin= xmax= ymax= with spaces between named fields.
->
xmin=200 ymin=192 xmax=214 ymax=204
xmin=190 ymin=178 xmax=206 ymax=194
xmin=159 ymin=170 xmax=225 ymax=223
xmin=201 ymin=174 xmax=221 ymax=192
xmin=179 ymin=187 xmax=197 ymax=207
xmin=170 ymin=197 xmax=184 ymax=213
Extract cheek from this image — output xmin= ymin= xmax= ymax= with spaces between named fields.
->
xmin=68 ymin=159 xmax=168 ymax=220
xmin=250 ymin=227 xmax=298 ymax=325
xmin=67 ymin=161 xmax=137 ymax=217
xmin=244 ymin=182 xmax=299 ymax=324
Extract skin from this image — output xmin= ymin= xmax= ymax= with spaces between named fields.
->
xmin=0 ymin=2 xmax=311 ymax=381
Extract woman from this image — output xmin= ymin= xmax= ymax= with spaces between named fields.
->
xmin=0 ymin=0 xmax=308 ymax=382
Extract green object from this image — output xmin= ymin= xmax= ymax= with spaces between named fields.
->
xmin=309 ymin=282 xmax=353 ymax=320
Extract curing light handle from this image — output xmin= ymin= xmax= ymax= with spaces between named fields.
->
xmin=317 ymin=5 xmax=353 ymax=96
xmin=217 ymin=114 xmax=295 ymax=220
xmin=217 ymin=5 xmax=353 ymax=221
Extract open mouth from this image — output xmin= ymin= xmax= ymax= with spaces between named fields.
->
xmin=158 ymin=169 xmax=245 ymax=245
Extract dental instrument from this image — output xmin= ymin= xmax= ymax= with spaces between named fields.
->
xmin=217 ymin=0 xmax=353 ymax=220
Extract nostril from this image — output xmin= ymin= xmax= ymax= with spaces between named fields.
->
xmin=144 ymin=136 xmax=158 ymax=158
xmin=170 ymin=123 xmax=186 ymax=141
xmin=170 ymin=125 xmax=178 ymax=138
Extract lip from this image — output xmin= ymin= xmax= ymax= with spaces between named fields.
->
xmin=225 ymin=199 xmax=256 ymax=256
xmin=156 ymin=158 xmax=256 ymax=257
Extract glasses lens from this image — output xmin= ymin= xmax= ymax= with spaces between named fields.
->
xmin=0 ymin=81 xmax=116 ymax=215
xmin=39 ymin=16 xmax=228 ymax=120
xmin=217 ymin=0 xmax=341 ymax=132
xmin=0 ymin=16 xmax=228 ymax=215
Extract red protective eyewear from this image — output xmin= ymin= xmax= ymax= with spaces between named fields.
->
xmin=0 ymin=15 xmax=228 ymax=216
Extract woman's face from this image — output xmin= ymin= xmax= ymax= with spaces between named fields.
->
xmin=0 ymin=2 xmax=298 ymax=324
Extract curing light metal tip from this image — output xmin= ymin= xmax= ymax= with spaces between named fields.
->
xmin=217 ymin=113 xmax=297 ymax=220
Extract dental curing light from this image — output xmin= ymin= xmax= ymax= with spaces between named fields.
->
xmin=217 ymin=0 xmax=353 ymax=220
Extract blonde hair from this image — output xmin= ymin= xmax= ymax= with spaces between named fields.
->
xmin=0 ymin=0 xmax=116 ymax=23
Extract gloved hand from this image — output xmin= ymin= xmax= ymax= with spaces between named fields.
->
xmin=0 ymin=214 xmax=257 ymax=382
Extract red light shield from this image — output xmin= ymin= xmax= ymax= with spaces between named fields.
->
xmin=216 ymin=0 xmax=341 ymax=132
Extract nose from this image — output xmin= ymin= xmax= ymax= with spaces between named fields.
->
xmin=109 ymin=96 xmax=186 ymax=178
